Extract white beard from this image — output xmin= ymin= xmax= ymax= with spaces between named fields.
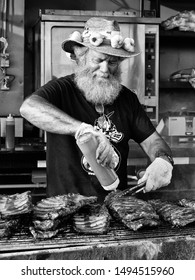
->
xmin=74 ymin=66 xmax=122 ymax=105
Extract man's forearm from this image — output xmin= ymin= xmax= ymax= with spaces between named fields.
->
xmin=20 ymin=95 xmax=82 ymax=136
xmin=140 ymin=131 xmax=172 ymax=162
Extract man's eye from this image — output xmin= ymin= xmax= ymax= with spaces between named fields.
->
xmin=94 ymin=59 xmax=101 ymax=64
xmin=109 ymin=60 xmax=118 ymax=65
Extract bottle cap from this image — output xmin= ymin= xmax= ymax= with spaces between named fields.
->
xmin=7 ymin=114 xmax=14 ymax=121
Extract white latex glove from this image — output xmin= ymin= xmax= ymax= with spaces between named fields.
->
xmin=137 ymin=157 xmax=173 ymax=192
xmin=75 ymin=122 xmax=119 ymax=169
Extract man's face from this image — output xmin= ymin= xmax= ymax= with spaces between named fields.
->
xmin=75 ymin=49 xmax=122 ymax=105
xmin=87 ymin=50 xmax=120 ymax=80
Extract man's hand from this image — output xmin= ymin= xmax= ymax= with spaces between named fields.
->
xmin=137 ymin=157 xmax=173 ymax=192
xmin=75 ymin=122 xmax=119 ymax=169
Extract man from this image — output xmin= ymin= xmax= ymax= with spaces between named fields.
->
xmin=20 ymin=17 xmax=173 ymax=202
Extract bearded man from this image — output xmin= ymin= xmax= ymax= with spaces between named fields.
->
xmin=20 ymin=17 xmax=173 ymax=202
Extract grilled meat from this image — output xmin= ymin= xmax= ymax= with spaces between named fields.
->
xmin=0 ymin=219 xmax=16 ymax=238
xmin=161 ymin=10 xmax=195 ymax=31
xmin=0 ymin=218 xmax=22 ymax=238
xmin=170 ymin=68 xmax=195 ymax=82
xmin=105 ymin=195 xmax=160 ymax=231
xmin=33 ymin=193 xmax=97 ymax=220
xmin=32 ymin=219 xmax=61 ymax=231
xmin=161 ymin=13 xmax=186 ymax=30
xmin=0 ymin=191 xmax=32 ymax=238
xmin=149 ymin=199 xmax=195 ymax=227
xmin=29 ymin=226 xmax=60 ymax=239
xmin=178 ymin=198 xmax=195 ymax=210
xmin=73 ymin=204 xmax=111 ymax=234
xmin=0 ymin=191 xmax=32 ymax=219
xmin=31 ymin=193 xmax=98 ymax=239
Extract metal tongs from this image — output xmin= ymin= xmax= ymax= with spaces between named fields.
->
xmin=117 ymin=180 xmax=146 ymax=197
xmin=104 ymin=180 xmax=147 ymax=204
xmin=127 ymin=180 xmax=146 ymax=196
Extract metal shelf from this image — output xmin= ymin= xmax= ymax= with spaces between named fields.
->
xmin=0 ymin=184 xmax=46 ymax=189
xmin=160 ymin=29 xmax=195 ymax=38
xmin=160 ymin=0 xmax=195 ymax=11
xmin=159 ymin=81 xmax=193 ymax=89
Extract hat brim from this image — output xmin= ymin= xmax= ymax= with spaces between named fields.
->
xmin=62 ymin=39 xmax=140 ymax=58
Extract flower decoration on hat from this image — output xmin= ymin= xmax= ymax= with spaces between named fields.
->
xmin=123 ymin=38 xmax=135 ymax=52
xmin=111 ymin=34 xmax=124 ymax=49
xmin=85 ymin=29 xmax=135 ymax=53
xmin=89 ymin=32 xmax=104 ymax=46
xmin=67 ymin=27 xmax=135 ymax=54
xmin=82 ymin=29 xmax=91 ymax=38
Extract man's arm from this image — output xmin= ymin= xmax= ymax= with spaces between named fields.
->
xmin=20 ymin=95 xmax=82 ymax=136
xmin=140 ymin=130 xmax=173 ymax=164
xmin=20 ymin=94 xmax=118 ymax=169
xmin=138 ymin=131 xmax=173 ymax=192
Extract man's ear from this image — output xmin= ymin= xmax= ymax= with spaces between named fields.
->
xmin=70 ymin=53 xmax=77 ymax=61
xmin=119 ymin=57 xmax=127 ymax=63
xmin=65 ymin=51 xmax=77 ymax=62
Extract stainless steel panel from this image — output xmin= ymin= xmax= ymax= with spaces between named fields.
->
xmin=120 ymin=24 xmax=145 ymax=103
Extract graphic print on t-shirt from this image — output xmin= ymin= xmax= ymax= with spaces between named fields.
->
xmin=81 ymin=111 xmax=124 ymax=175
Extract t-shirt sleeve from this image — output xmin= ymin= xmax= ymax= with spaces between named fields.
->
xmin=32 ymin=78 xmax=66 ymax=108
xmin=128 ymin=91 xmax=156 ymax=143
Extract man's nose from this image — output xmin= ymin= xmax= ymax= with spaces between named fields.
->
xmin=100 ymin=61 xmax=109 ymax=73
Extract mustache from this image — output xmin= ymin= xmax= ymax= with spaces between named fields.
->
xmin=74 ymin=66 xmax=122 ymax=105
xmin=75 ymin=65 xmax=120 ymax=81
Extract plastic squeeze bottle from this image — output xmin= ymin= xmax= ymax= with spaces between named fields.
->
xmin=76 ymin=132 xmax=119 ymax=191
xmin=5 ymin=114 xmax=15 ymax=151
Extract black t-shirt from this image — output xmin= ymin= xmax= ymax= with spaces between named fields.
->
xmin=33 ymin=74 xmax=155 ymax=202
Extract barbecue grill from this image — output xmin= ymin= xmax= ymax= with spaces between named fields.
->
xmin=1 ymin=222 xmax=195 ymax=260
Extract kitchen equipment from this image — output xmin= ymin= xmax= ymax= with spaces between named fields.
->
xmin=112 ymin=180 xmax=146 ymax=198
xmin=168 ymin=116 xmax=195 ymax=136
xmin=130 ymin=180 xmax=146 ymax=195
xmin=1 ymin=221 xmax=195 ymax=259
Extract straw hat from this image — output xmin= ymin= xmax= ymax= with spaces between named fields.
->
xmin=62 ymin=17 xmax=140 ymax=58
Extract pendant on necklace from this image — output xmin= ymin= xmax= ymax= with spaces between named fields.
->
xmin=95 ymin=103 xmax=107 ymax=130
xmin=95 ymin=103 xmax=104 ymax=115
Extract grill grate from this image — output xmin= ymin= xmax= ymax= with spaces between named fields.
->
xmin=1 ymin=221 xmax=195 ymax=253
